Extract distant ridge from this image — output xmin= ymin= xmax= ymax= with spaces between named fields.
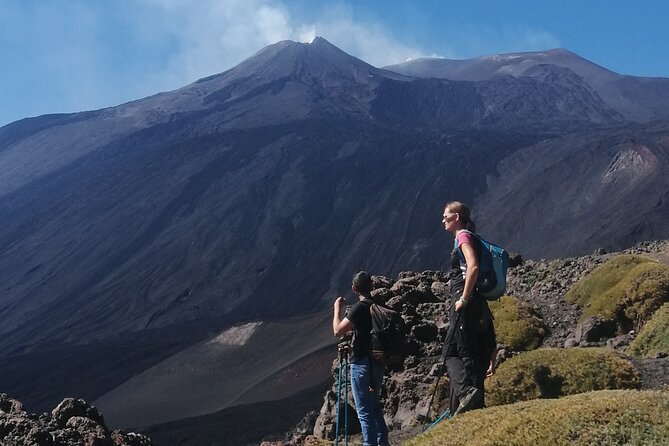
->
xmin=385 ymin=48 xmax=669 ymax=122
xmin=385 ymin=48 xmax=613 ymax=81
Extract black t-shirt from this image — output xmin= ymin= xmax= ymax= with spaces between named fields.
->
xmin=346 ymin=300 xmax=373 ymax=361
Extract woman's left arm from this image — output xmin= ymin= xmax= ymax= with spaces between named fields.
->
xmin=455 ymin=242 xmax=479 ymax=312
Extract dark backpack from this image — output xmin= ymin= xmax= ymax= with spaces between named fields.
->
xmin=454 ymin=229 xmax=510 ymax=300
xmin=362 ymin=298 xmax=407 ymax=366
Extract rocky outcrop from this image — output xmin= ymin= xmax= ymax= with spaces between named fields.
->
xmin=313 ymin=271 xmax=452 ymax=440
xmin=0 ymin=394 xmax=152 ymax=446
xmin=307 ymin=240 xmax=669 ymax=444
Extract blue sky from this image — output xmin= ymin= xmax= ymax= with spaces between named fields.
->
xmin=1 ymin=0 xmax=668 ymax=127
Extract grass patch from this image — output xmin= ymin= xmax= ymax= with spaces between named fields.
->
xmin=488 ymin=296 xmax=546 ymax=351
xmin=566 ymin=255 xmax=669 ymax=328
xmin=486 ymin=348 xmax=638 ymax=406
xmin=304 ymin=439 xmax=340 ymax=446
xmin=627 ymin=303 xmax=669 ymax=358
xmin=403 ymin=390 xmax=669 ymax=446
xmin=566 ymin=255 xmax=652 ymax=308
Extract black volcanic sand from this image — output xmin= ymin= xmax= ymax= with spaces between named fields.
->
xmin=141 ymin=382 xmax=329 ymax=446
xmin=0 ymin=321 xmax=218 ymax=412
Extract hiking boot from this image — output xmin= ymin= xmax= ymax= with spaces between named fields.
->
xmin=454 ymin=386 xmax=482 ymax=416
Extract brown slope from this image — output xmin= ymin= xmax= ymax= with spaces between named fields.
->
xmin=474 ymin=121 xmax=669 ymax=259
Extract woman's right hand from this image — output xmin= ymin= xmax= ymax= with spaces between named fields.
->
xmin=486 ymin=361 xmax=496 ymax=378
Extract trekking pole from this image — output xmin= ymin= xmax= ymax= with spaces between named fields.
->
xmin=335 ymin=347 xmax=344 ymax=446
xmin=421 ymin=311 xmax=461 ymax=432
xmin=421 ymin=369 xmax=443 ymax=432
xmin=344 ymin=352 xmax=349 ymax=446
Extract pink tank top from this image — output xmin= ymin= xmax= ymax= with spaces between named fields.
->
xmin=455 ymin=230 xmax=476 ymax=279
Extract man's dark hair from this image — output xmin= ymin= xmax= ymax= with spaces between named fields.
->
xmin=352 ymin=271 xmax=373 ymax=296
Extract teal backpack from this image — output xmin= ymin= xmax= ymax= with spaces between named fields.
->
xmin=454 ymin=230 xmax=510 ymax=300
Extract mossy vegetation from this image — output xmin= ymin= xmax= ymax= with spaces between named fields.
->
xmin=486 ymin=348 xmax=638 ymax=406
xmin=627 ymin=303 xmax=669 ymax=358
xmin=404 ymin=390 xmax=669 ymax=446
xmin=488 ymin=296 xmax=546 ymax=350
xmin=566 ymin=255 xmax=669 ymax=328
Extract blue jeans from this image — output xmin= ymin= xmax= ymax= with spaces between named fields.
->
xmin=350 ymin=356 xmax=389 ymax=446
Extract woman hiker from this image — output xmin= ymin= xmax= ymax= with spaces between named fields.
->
xmin=441 ymin=201 xmax=497 ymax=416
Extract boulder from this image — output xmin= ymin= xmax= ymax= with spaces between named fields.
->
xmin=430 ymin=281 xmax=450 ymax=301
xmin=564 ymin=338 xmax=578 ymax=348
xmin=574 ymin=317 xmax=616 ymax=343
xmin=389 ymin=281 xmax=416 ymax=295
xmin=397 ymin=272 xmax=421 ymax=284
xmin=509 ymin=253 xmax=523 ymax=268
xmin=52 ymin=398 xmax=106 ymax=430
xmin=409 ymin=323 xmax=438 ymax=344
xmin=110 ymin=430 xmax=154 ymax=446
xmin=372 ymin=275 xmax=394 ymax=289
xmin=371 ymin=287 xmax=393 ymax=304
xmin=0 ymin=394 xmax=24 ymax=415
xmin=606 ymin=333 xmax=633 ymax=349
xmin=286 ymin=410 xmax=318 ymax=444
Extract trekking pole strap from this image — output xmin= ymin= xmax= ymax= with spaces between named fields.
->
xmin=426 ymin=409 xmax=451 ymax=432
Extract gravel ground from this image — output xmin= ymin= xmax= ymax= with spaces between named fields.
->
xmin=629 ymin=357 xmax=669 ymax=390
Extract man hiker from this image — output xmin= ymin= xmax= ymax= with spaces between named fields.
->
xmin=333 ymin=271 xmax=389 ymax=446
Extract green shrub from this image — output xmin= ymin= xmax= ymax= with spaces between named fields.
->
xmin=566 ymin=255 xmax=669 ymax=326
xmin=627 ymin=303 xmax=669 ymax=358
xmin=488 ymin=296 xmax=546 ymax=351
xmin=623 ymin=269 xmax=669 ymax=324
xmin=566 ymin=255 xmax=651 ymax=306
xmin=404 ymin=390 xmax=669 ymax=446
xmin=486 ymin=348 xmax=638 ymax=406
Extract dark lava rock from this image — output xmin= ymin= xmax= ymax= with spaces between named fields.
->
xmin=372 ymin=275 xmax=394 ymax=290
xmin=509 ymin=253 xmax=523 ymax=268
xmin=52 ymin=399 xmax=106 ymax=430
xmin=0 ymin=394 xmax=24 ymax=414
xmin=575 ymin=317 xmax=616 ymax=343
xmin=0 ymin=396 xmax=153 ymax=446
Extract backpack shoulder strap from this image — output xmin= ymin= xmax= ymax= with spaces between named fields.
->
xmin=360 ymin=297 xmax=374 ymax=307
xmin=359 ymin=298 xmax=376 ymax=327
xmin=358 ymin=298 xmax=378 ymax=365
xmin=455 ymin=229 xmax=482 ymax=260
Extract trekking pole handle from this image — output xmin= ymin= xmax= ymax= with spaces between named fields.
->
xmin=338 ymin=341 xmax=351 ymax=361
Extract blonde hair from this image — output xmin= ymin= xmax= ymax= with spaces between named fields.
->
xmin=445 ymin=201 xmax=476 ymax=232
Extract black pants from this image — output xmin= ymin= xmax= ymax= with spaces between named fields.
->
xmin=441 ymin=294 xmax=492 ymax=414
xmin=444 ymin=355 xmax=487 ymax=414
